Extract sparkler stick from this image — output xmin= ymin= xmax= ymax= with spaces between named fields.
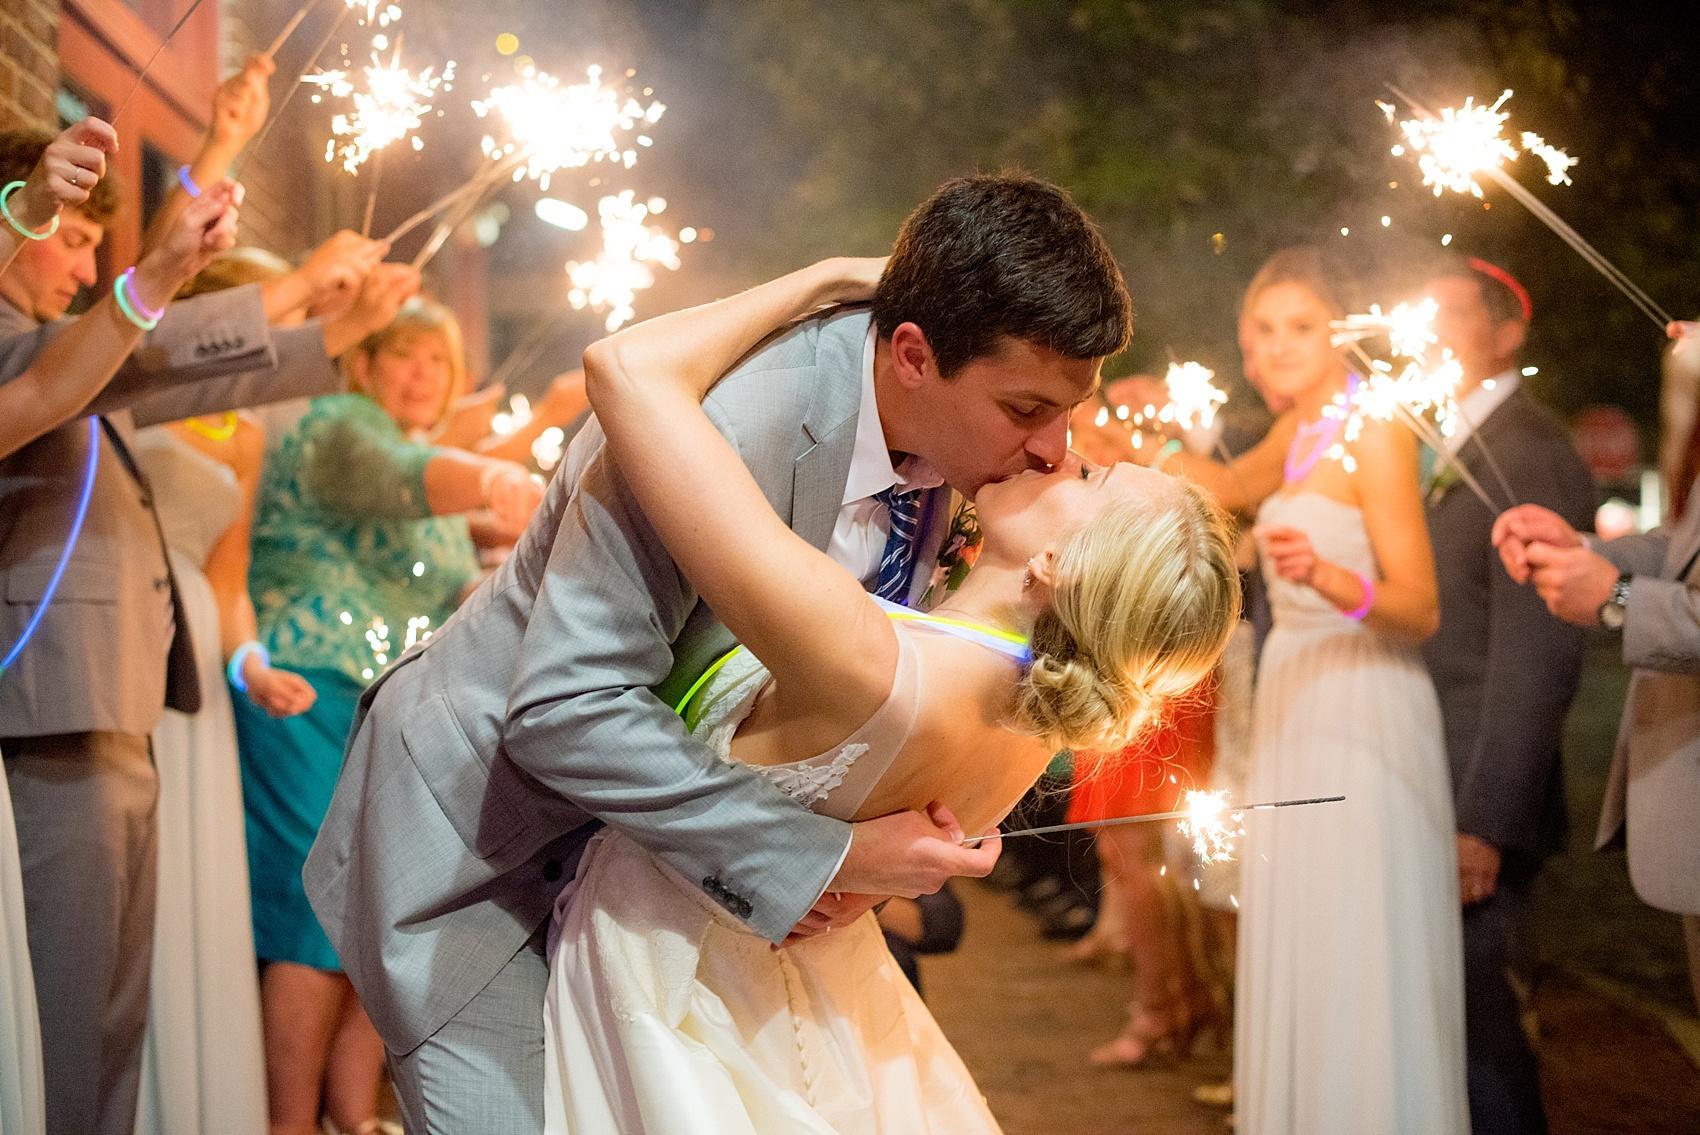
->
xmin=383 ymin=149 xmax=529 ymax=244
xmin=265 ymin=0 xmax=322 ymax=57
xmin=1385 ymin=83 xmax=1673 ymax=330
xmin=960 ymin=794 xmax=1345 ymax=845
xmin=111 ymin=0 xmax=214 ymax=121
xmin=1448 ymin=397 xmax=1521 ymax=509
xmin=362 ymin=150 xmax=383 ymax=237
xmin=410 ymin=168 xmax=502 ymax=269
xmin=236 ymin=1 xmax=355 ymax=175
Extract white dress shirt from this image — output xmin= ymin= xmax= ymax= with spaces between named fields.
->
xmin=1441 ymin=368 xmax=1519 ymax=460
xmin=828 ymin=326 xmax=942 ymax=586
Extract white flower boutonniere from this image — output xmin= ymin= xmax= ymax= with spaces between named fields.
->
xmin=920 ymin=501 xmax=982 ymax=609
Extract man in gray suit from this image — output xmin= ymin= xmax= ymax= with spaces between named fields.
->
xmin=0 ymin=127 xmax=417 ymax=1135
xmin=306 ymin=173 xmax=1134 ymax=1131
xmin=1496 ymin=459 xmax=1700 ymax=1018
xmin=1418 ymin=257 xmax=1595 ymax=1135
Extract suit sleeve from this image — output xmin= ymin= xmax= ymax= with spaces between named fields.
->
xmin=501 ymin=388 xmax=851 ymax=944
xmin=0 ymin=285 xmax=280 ymax=413
xmin=1455 ymin=442 xmax=1591 ymax=855
xmin=1622 ymin=576 xmax=1700 ymax=675
xmin=1597 ymin=530 xmax=1671 ymax=578
xmin=127 ymin=322 xmax=342 ymax=427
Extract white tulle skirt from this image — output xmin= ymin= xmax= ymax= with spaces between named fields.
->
xmin=543 ymin=832 xmax=1000 ymax=1134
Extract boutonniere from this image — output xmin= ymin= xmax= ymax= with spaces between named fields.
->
xmin=920 ymin=501 xmax=982 ymax=609
xmin=1427 ymin=462 xmax=1462 ymax=505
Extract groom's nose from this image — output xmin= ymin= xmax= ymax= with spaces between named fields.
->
xmin=1022 ymin=413 xmax=1070 ymax=471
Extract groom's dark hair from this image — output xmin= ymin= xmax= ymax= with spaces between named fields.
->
xmin=873 ymin=172 xmax=1132 ymax=376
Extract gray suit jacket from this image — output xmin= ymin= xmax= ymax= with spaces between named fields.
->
xmin=1594 ymin=488 xmax=1700 ymax=915
xmin=0 ymin=289 xmax=345 ymax=736
xmin=1421 ymin=390 xmax=1596 ymax=871
xmin=304 ymin=307 xmax=953 ymax=1055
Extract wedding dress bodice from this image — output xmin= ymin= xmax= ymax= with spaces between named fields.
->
xmin=132 ymin=428 xmax=241 ymax=570
xmin=1256 ymin=491 xmax=1376 ymax=634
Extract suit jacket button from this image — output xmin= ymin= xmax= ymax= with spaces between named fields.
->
xmin=542 ymin=859 xmax=563 ymax=882
xmin=194 ymin=343 xmax=210 ymax=358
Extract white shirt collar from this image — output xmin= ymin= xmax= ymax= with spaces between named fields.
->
xmin=842 ymin=325 xmax=942 ymax=504
xmin=1443 ymin=367 xmax=1519 ymax=456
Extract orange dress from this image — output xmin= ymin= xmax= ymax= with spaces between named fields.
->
xmin=1068 ymin=685 xmax=1217 ymax=824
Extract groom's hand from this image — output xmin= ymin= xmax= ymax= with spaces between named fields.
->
xmin=782 ymin=892 xmax=884 ymax=947
xmin=829 ymin=802 xmax=1002 ymax=900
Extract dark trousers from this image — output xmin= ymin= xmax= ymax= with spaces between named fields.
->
xmin=4 ymin=731 xmax=158 ymax=1135
xmin=1462 ymin=877 xmax=1547 ymax=1135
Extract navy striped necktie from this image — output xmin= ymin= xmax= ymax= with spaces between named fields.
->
xmin=873 ymin=486 xmax=924 ymax=604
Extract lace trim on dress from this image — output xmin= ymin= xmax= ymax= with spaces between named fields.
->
xmin=748 ymin=744 xmax=870 ymax=808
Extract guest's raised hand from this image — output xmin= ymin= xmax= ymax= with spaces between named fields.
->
xmin=15 ymin=117 xmax=118 ymax=227
xmin=298 ymin=230 xmax=389 ymax=311
xmin=829 ymin=801 xmax=1001 ymax=902
xmin=243 ymin=664 xmax=318 ymax=718
xmin=1491 ymin=504 xmax=1580 ymax=584
xmin=132 ymin=179 xmax=241 ymax=306
xmin=323 ymin=261 xmax=420 ymax=357
xmin=1668 ymin=320 xmax=1699 ymax=341
xmin=210 ymin=53 xmax=275 ymax=148
xmin=1524 ymin=541 xmax=1619 ymax=627
xmin=1257 ymin=525 xmax=1318 ymax=585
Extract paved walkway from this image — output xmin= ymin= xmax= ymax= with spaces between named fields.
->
xmin=925 ymin=870 xmax=1700 ymax=1135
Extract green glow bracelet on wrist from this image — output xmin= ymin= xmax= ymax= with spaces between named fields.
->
xmin=113 ymin=268 xmax=162 ymax=331
xmin=0 ymin=181 xmax=58 ymax=241
xmin=1151 ymin=437 xmax=1184 ymax=472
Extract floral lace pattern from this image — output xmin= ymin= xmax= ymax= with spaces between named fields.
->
xmin=746 ymin=744 xmax=870 ymax=808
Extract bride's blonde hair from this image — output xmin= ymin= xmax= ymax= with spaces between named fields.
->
xmin=1012 ymin=480 xmax=1240 ymax=752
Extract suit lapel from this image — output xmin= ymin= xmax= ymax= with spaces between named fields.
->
xmin=790 ymin=309 xmax=869 ymax=551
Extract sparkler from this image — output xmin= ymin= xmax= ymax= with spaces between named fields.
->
xmin=236 ymin=0 xmax=362 ymax=174
xmin=472 ymin=65 xmax=665 ymax=191
xmin=1160 ymin=361 xmax=1229 ymax=432
xmin=962 ymin=793 xmax=1344 ymax=857
xmin=565 ymin=191 xmax=683 ymax=332
xmin=305 ymin=41 xmax=454 ymax=175
xmin=111 ymin=0 xmax=215 ymax=121
xmin=1384 ymin=84 xmax=1672 ymax=328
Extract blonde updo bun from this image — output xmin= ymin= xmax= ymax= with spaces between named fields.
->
xmin=1012 ymin=480 xmax=1240 ymax=752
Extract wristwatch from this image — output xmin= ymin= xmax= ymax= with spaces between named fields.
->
xmin=1597 ymin=573 xmax=1632 ymax=631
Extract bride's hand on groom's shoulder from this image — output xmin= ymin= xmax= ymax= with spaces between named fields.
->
xmin=827 ymin=803 xmax=1001 ymax=903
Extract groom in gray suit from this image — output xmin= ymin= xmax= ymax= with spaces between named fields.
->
xmin=306 ymin=172 xmax=1133 ymax=1131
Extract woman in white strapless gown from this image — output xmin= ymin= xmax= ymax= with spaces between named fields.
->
xmin=543 ymin=256 xmax=1243 ymax=1133
xmin=1159 ymin=248 xmax=1467 ymax=1135
xmin=130 ymin=423 xmax=272 ymax=1135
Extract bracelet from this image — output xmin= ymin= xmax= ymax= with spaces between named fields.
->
xmin=113 ymin=268 xmax=163 ymax=331
xmin=176 ymin=164 xmax=202 ymax=199
xmin=228 ymin=641 xmax=269 ymax=692
xmin=1342 ymin=570 xmax=1375 ymax=621
xmin=1151 ymin=438 xmax=1184 ymax=472
xmin=0 ymin=181 xmax=58 ymax=241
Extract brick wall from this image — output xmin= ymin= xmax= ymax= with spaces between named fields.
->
xmin=0 ymin=0 xmax=61 ymax=131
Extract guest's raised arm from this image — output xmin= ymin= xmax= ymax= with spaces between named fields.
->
xmin=0 ymin=180 xmax=239 ymax=457
xmin=0 ymin=117 xmax=117 ymax=279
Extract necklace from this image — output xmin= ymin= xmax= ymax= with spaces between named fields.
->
xmin=183 ymin=412 xmax=238 ymax=442
xmin=1282 ymin=374 xmax=1358 ymax=485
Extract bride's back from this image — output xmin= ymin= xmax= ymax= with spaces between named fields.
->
xmin=724 ymin=624 xmax=1054 ymax=837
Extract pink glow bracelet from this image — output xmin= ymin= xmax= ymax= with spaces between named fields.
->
xmin=1343 ymin=571 xmax=1375 ymax=620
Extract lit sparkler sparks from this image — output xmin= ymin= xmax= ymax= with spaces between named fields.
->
xmin=473 ymin=65 xmax=665 ymax=191
xmin=1176 ymin=789 xmax=1243 ymax=865
xmin=1161 ymin=361 xmax=1228 ymax=431
xmin=1330 ymin=298 xmax=1439 ymax=360
xmin=347 ymin=0 xmax=401 ymax=27
xmin=306 ymin=43 xmax=454 ymax=174
xmin=1519 ymin=131 xmax=1578 ymax=186
xmin=1384 ymin=89 xmax=1577 ymax=199
xmin=565 ymin=191 xmax=683 ymax=331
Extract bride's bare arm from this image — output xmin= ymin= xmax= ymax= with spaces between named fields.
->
xmin=583 ymin=258 xmax=900 ymax=727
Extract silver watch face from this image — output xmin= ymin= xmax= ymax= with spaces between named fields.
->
xmin=1599 ymin=600 xmax=1625 ymax=631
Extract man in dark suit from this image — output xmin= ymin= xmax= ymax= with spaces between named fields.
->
xmin=1418 ymin=256 xmax=1596 ymax=1135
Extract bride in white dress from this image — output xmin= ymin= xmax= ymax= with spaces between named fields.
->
xmin=1163 ymin=247 xmax=1468 ymax=1134
xmin=541 ymin=258 xmax=1244 ymax=1133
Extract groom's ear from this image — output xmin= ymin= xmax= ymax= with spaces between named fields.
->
xmin=890 ymin=322 xmax=937 ymax=390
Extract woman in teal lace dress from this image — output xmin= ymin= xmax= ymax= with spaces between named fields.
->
xmin=236 ymin=299 xmax=543 ymax=1135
